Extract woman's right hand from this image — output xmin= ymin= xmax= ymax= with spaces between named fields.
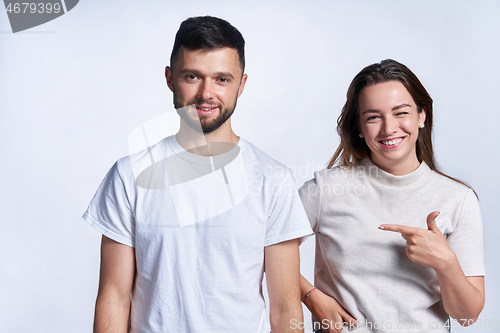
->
xmin=304 ymin=288 xmax=357 ymax=333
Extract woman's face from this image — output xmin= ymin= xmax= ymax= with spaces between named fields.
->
xmin=358 ymin=80 xmax=425 ymax=175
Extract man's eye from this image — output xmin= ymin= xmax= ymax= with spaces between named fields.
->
xmin=186 ymin=75 xmax=197 ymax=80
xmin=218 ymin=77 xmax=229 ymax=83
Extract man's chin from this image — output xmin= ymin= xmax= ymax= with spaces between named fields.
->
xmin=175 ymin=101 xmax=235 ymax=134
xmin=200 ymin=119 xmax=225 ymax=134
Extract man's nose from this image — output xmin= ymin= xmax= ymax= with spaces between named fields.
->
xmin=198 ymin=80 xmax=214 ymax=100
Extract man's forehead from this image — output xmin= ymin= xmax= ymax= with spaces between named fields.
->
xmin=175 ymin=46 xmax=243 ymax=73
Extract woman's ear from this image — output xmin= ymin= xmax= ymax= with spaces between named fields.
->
xmin=419 ymin=107 xmax=427 ymax=125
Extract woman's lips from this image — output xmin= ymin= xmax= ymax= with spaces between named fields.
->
xmin=379 ymin=137 xmax=403 ymax=149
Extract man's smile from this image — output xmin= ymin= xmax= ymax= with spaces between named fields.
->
xmin=196 ymin=105 xmax=219 ymax=116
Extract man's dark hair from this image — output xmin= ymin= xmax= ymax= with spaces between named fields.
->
xmin=170 ymin=16 xmax=245 ymax=72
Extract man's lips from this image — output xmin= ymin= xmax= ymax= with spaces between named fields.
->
xmin=196 ymin=105 xmax=218 ymax=115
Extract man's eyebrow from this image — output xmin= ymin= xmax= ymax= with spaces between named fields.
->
xmin=214 ymin=71 xmax=234 ymax=79
xmin=179 ymin=69 xmax=234 ymax=79
xmin=180 ymin=68 xmax=202 ymax=75
xmin=392 ymin=103 xmax=411 ymax=111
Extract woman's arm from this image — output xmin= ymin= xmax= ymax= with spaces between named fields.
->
xmin=437 ymin=269 xmax=484 ymax=324
xmin=380 ymin=211 xmax=485 ymax=324
xmin=300 ymin=275 xmax=357 ymax=333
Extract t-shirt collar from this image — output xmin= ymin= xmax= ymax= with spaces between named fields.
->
xmin=361 ymin=158 xmax=432 ymax=187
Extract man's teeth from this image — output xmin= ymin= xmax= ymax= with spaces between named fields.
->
xmin=382 ymin=138 xmax=402 ymax=146
xmin=198 ymin=107 xmax=216 ymax=111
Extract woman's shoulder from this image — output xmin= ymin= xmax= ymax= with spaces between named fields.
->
xmin=312 ymin=163 xmax=372 ymax=182
xmin=299 ymin=165 xmax=364 ymax=197
xmin=428 ymin=169 xmax=477 ymax=200
xmin=307 ymin=168 xmax=342 ymax=188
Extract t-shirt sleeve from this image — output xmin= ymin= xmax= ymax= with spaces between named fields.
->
xmin=82 ymin=160 xmax=135 ymax=247
xmin=446 ymin=188 xmax=485 ymax=276
xmin=264 ymin=169 xmax=313 ymax=247
xmin=298 ymin=176 xmax=321 ymax=237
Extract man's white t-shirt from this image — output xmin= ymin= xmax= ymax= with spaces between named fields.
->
xmin=83 ymin=136 xmax=313 ymax=332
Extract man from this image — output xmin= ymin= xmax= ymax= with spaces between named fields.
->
xmin=83 ymin=16 xmax=312 ymax=332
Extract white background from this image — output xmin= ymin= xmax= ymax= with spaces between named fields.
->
xmin=1 ymin=1 xmax=499 ymax=332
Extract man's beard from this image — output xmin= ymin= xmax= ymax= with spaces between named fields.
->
xmin=174 ymin=96 xmax=237 ymax=134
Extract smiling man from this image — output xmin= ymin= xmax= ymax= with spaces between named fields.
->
xmin=169 ymin=47 xmax=243 ymax=135
xmin=83 ymin=16 xmax=312 ymax=333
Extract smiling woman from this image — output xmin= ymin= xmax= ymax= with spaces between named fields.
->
xmin=299 ymin=59 xmax=485 ymax=333
xmin=358 ymin=81 xmax=425 ymax=176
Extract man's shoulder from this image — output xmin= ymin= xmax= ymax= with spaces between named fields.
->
xmin=239 ymin=139 xmax=294 ymax=184
xmin=113 ymin=135 xmax=176 ymax=184
xmin=240 ymin=138 xmax=288 ymax=170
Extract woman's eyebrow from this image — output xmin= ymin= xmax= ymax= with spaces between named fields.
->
xmin=361 ymin=109 xmax=380 ymax=115
xmin=392 ymin=103 xmax=411 ymax=111
xmin=361 ymin=103 xmax=411 ymax=115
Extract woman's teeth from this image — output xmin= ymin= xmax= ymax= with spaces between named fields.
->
xmin=381 ymin=138 xmax=402 ymax=146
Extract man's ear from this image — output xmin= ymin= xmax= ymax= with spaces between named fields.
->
xmin=165 ymin=66 xmax=174 ymax=92
xmin=237 ymin=74 xmax=248 ymax=98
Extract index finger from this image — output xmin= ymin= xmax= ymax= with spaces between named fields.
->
xmin=378 ymin=224 xmax=419 ymax=235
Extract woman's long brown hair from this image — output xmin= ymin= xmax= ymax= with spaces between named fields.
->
xmin=327 ymin=59 xmax=476 ymax=195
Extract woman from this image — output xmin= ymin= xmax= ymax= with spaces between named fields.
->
xmin=299 ymin=59 xmax=485 ymax=333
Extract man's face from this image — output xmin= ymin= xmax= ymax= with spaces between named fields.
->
xmin=166 ymin=47 xmax=247 ymax=134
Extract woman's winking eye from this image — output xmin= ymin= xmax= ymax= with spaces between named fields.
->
xmin=366 ymin=115 xmax=380 ymax=122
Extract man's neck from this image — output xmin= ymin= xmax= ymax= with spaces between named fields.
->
xmin=176 ymin=120 xmax=239 ymax=156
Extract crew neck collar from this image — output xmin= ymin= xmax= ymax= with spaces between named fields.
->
xmin=167 ymin=135 xmax=246 ymax=165
xmin=361 ymin=158 xmax=432 ymax=187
